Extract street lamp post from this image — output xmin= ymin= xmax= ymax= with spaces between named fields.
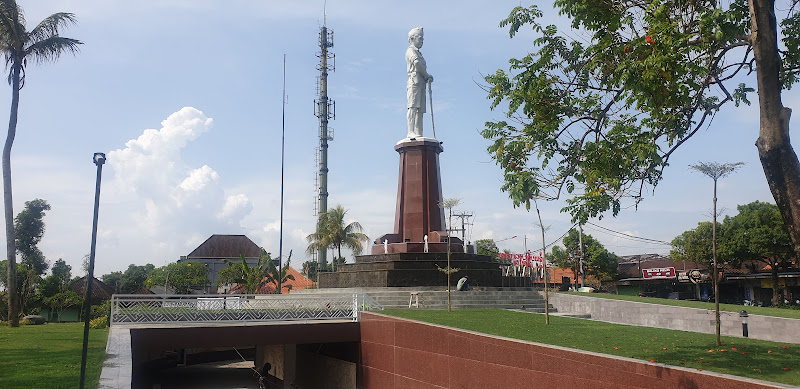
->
xmin=79 ymin=152 xmax=106 ymax=389
xmin=739 ymin=310 xmax=749 ymax=337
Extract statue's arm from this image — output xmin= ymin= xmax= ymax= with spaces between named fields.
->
xmin=416 ymin=58 xmax=432 ymax=82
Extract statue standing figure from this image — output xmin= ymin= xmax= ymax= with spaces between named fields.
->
xmin=406 ymin=27 xmax=433 ymax=139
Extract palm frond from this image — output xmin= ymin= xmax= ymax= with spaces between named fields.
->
xmin=25 ymin=36 xmax=81 ymax=64
xmin=0 ymin=0 xmax=25 ymax=44
xmin=28 ymin=12 xmax=76 ymax=43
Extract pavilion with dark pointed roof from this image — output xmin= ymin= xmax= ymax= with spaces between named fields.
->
xmin=179 ymin=234 xmax=264 ymax=293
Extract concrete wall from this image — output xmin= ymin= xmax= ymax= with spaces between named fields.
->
xmin=358 ymin=312 xmax=789 ymax=389
xmin=545 ymin=293 xmax=800 ymax=344
xmin=295 ymin=348 xmax=356 ymax=388
xmin=256 ymin=344 xmax=286 ymax=380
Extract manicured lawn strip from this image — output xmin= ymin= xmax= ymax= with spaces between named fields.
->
xmin=560 ymin=292 xmax=800 ymax=320
xmin=0 ymin=323 xmax=109 ymax=389
xmin=384 ymin=309 xmax=799 ymax=386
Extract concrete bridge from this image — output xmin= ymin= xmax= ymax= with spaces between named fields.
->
xmin=99 ymin=291 xmax=791 ymax=388
xmin=101 ymin=293 xmax=381 ymax=388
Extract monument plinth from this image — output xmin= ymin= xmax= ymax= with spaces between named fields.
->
xmin=370 ymin=138 xmax=468 ymax=254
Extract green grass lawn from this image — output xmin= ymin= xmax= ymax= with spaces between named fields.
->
xmin=384 ymin=309 xmax=800 ymax=386
xmin=559 ymin=291 xmax=800 ymax=319
xmin=0 ymin=323 xmax=109 ymax=389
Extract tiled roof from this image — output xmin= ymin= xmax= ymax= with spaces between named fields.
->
xmin=229 ymin=266 xmax=316 ymax=294
xmin=187 ymin=234 xmax=261 ymax=258
xmin=70 ymin=276 xmax=115 ymax=301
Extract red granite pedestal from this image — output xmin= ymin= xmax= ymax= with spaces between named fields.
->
xmin=318 ymin=138 xmax=500 ymax=288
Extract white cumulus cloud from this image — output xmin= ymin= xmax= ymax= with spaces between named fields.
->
xmin=103 ymin=107 xmax=253 ymax=261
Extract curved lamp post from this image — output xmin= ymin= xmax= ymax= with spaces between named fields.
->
xmin=79 ymin=152 xmax=105 ymax=389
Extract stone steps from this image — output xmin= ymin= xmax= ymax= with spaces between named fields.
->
xmin=290 ymin=287 xmax=555 ymax=312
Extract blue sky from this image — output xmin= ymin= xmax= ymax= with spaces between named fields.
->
xmin=2 ymin=0 xmax=795 ymax=276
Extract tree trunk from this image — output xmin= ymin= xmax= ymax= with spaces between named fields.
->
xmin=749 ymin=0 xmax=800 ymax=256
xmin=4 ymin=62 xmax=20 ymax=327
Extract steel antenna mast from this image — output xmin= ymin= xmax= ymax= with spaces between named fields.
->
xmin=313 ymin=7 xmax=335 ymax=270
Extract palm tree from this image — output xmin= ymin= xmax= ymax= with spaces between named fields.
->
xmin=0 ymin=1 xmax=81 ymax=327
xmin=306 ymin=205 xmax=369 ymax=269
xmin=265 ymin=250 xmax=295 ymax=294
xmin=217 ymin=254 xmax=272 ymax=294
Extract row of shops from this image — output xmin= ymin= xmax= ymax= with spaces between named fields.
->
xmin=610 ymin=254 xmax=800 ymax=306
xmin=498 ymin=252 xmax=800 ymax=306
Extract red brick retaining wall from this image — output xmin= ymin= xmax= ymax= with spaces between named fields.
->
xmin=358 ymin=312 xmax=786 ymax=388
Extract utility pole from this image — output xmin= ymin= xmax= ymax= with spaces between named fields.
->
xmin=314 ymin=13 xmax=335 ymax=270
xmin=452 ymin=211 xmax=473 ymax=253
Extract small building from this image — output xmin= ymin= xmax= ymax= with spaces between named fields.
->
xmin=178 ymin=234 xmax=269 ymax=293
xmin=612 ymin=254 xmax=709 ymax=299
xmin=70 ymin=276 xmax=115 ymax=305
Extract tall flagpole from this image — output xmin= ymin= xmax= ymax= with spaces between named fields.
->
xmin=278 ymin=55 xmax=286 ymax=294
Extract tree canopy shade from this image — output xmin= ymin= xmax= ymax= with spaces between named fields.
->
xmin=549 ymin=229 xmax=618 ymax=283
xmin=475 ymin=239 xmax=500 ymax=260
xmin=670 ymin=221 xmax=719 ymax=266
xmin=14 ymin=198 xmax=50 ymax=275
xmin=216 ymin=250 xmax=295 ymax=294
xmin=102 ymin=263 xmax=154 ymax=294
xmin=722 ymin=201 xmax=794 ymax=305
xmin=671 ymin=201 xmax=794 ymax=305
xmin=306 ymin=205 xmax=369 ymax=263
xmin=481 ymin=1 xmax=800 ymax=256
xmin=0 ymin=0 xmax=81 ymax=327
xmin=144 ymin=261 xmax=207 ymax=294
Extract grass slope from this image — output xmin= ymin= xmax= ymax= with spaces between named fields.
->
xmin=384 ymin=309 xmax=799 ymax=386
xmin=0 ymin=323 xmax=109 ymax=389
xmin=560 ymin=292 xmax=800 ymax=320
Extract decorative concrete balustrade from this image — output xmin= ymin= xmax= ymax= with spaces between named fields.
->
xmin=109 ymin=293 xmax=383 ymax=326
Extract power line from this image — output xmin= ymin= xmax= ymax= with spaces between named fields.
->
xmin=584 ymin=221 xmax=672 ymax=246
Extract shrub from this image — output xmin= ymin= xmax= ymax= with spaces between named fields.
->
xmin=89 ymin=316 xmax=108 ymax=329
xmin=91 ymin=300 xmax=111 ymax=320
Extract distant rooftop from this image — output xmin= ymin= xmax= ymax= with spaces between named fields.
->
xmin=186 ymin=234 xmax=261 ymax=258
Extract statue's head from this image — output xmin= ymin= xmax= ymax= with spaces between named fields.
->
xmin=408 ymin=27 xmax=424 ymax=44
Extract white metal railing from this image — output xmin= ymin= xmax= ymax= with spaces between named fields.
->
xmin=109 ymin=293 xmax=383 ymax=326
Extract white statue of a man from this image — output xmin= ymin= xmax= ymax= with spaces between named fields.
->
xmin=424 ymin=234 xmax=429 ymax=253
xmin=384 ymin=239 xmax=389 ymax=254
xmin=406 ymin=27 xmax=433 ymax=139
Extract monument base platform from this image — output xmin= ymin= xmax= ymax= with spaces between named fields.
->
xmin=318 ymin=252 xmax=501 ymax=288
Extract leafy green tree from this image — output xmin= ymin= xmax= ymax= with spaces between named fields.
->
xmin=721 ymin=201 xmax=794 ymax=305
xmin=216 ymin=253 xmax=273 ymax=294
xmin=671 ymin=222 xmax=718 ymax=266
xmin=14 ymin=199 xmax=50 ymax=275
xmin=50 ymin=258 xmax=71 ymax=288
xmin=301 ymin=260 xmax=319 ymax=281
xmin=44 ymin=290 xmax=80 ymax=322
xmin=475 ymin=239 xmax=500 ymax=260
xmin=266 ymin=250 xmax=295 ymax=293
xmin=38 ymin=260 xmax=71 ymax=300
xmin=144 ymin=261 xmax=207 ymax=294
xmin=481 ymin=1 xmax=800 ymax=257
xmin=102 ymin=271 xmax=123 ymax=293
xmin=105 ymin=263 xmax=154 ymax=293
xmin=1 ymin=0 xmax=82 ymax=327
xmin=1 ymin=199 xmax=54 ymax=315
xmin=306 ymin=205 xmax=369 ymax=264
xmin=217 ymin=250 xmax=296 ymax=294
xmin=550 ymin=229 xmax=618 ymax=284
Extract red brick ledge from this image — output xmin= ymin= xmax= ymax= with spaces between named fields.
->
xmin=358 ymin=312 xmax=791 ymax=389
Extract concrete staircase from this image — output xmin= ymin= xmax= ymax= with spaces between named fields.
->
xmin=290 ymin=287 xmax=555 ymax=312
